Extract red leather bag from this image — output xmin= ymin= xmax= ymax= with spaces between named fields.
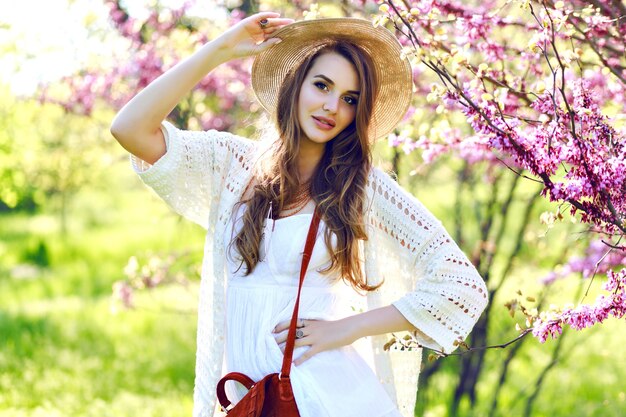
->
xmin=216 ymin=209 xmax=322 ymax=416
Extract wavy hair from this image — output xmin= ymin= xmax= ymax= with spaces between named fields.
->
xmin=228 ymin=40 xmax=381 ymax=293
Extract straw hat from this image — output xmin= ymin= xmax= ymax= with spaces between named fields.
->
xmin=251 ymin=18 xmax=413 ymax=140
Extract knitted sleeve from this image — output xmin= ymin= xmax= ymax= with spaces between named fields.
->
xmin=367 ymin=167 xmax=488 ymax=354
xmin=130 ymin=120 xmax=255 ymax=229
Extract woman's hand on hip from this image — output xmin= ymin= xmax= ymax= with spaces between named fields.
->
xmin=218 ymin=12 xmax=294 ymax=59
xmin=272 ymin=318 xmax=359 ymax=366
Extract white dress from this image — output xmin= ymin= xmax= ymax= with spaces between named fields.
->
xmin=223 ymin=203 xmax=402 ymax=417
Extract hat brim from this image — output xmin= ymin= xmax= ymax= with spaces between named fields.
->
xmin=251 ymin=18 xmax=412 ymax=140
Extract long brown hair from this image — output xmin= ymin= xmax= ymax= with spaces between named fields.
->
xmin=229 ymin=40 xmax=381 ymax=293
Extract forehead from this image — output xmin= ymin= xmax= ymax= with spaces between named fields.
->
xmin=307 ymin=52 xmax=359 ymax=91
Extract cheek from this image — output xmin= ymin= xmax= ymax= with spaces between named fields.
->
xmin=298 ymin=84 xmax=316 ymax=108
xmin=342 ymin=107 xmax=357 ymax=126
xmin=297 ymin=91 xmax=308 ymax=122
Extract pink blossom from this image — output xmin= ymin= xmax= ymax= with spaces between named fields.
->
xmin=38 ymin=1 xmax=254 ymax=132
xmin=533 ymin=269 xmax=626 ymax=342
xmin=112 ymin=281 xmax=134 ymax=309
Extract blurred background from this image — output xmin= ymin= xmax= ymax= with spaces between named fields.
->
xmin=1 ymin=1 xmax=625 ymax=416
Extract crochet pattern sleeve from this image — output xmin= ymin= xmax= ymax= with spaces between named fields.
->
xmin=130 ymin=120 xmax=255 ymax=229
xmin=367 ymin=167 xmax=488 ymax=354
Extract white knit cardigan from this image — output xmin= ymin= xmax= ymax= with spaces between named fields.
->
xmin=131 ymin=121 xmax=488 ymax=417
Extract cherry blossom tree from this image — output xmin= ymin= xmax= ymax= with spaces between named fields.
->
xmin=366 ymin=0 xmax=625 ymax=413
xmin=371 ymin=0 xmax=625 ymax=340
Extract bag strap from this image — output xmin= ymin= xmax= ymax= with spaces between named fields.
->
xmin=280 ymin=207 xmax=322 ymax=378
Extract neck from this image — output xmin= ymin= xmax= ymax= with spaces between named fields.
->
xmin=297 ymin=140 xmax=325 ymax=182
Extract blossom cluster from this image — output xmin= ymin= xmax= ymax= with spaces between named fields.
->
xmin=380 ymin=0 xmax=625 ymax=234
xmin=532 ymin=268 xmax=626 ymax=343
xmin=541 ymin=239 xmax=626 ymax=285
xmin=111 ymin=252 xmax=197 ymax=311
xmin=38 ymin=1 xmax=254 ymax=131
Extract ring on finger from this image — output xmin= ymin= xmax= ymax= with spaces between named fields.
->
xmin=259 ymin=18 xmax=269 ymax=29
xmin=295 ymin=329 xmax=304 ymax=339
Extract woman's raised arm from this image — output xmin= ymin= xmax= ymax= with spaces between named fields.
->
xmin=110 ymin=12 xmax=293 ymax=165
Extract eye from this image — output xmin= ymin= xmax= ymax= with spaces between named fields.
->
xmin=314 ymin=81 xmax=329 ymax=91
xmin=343 ymin=96 xmax=358 ymax=106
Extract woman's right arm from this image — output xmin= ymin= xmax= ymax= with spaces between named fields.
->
xmin=110 ymin=12 xmax=293 ymax=165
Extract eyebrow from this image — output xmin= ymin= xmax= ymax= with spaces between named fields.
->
xmin=313 ymin=74 xmax=360 ymax=95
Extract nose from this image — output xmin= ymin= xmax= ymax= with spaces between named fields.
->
xmin=323 ymin=95 xmax=340 ymax=113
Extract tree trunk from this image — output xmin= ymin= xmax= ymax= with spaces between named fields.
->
xmin=450 ymin=310 xmax=489 ymax=415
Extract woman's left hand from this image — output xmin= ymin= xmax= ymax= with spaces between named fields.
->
xmin=272 ymin=318 xmax=358 ymax=366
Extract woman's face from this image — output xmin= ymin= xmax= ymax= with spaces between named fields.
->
xmin=297 ymin=52 xmax=360 ymax=145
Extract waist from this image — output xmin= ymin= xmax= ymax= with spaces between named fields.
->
xmin=228 ymin=275 xmax=339 ymax=292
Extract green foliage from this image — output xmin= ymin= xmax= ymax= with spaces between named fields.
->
xmin=0 ymin=301 xmax=195 ymax=417
xmin=0 ymin=84 xmax=116 ymax=222
xmin=0 ymin=166 xmax=205 ymax=416
xmin=20 ymin=239 xmax=50 ymax=266
xmin=0 ymin=86 xmax=39 ymax=210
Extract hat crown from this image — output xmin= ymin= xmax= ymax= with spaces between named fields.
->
xmin=252 ymin=17 xmax=413 ymax=140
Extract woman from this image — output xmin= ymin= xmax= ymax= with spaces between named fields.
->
xmin=110 ymin=12 xmax=488 ymax=417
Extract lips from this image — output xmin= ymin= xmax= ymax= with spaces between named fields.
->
xmin=312 ymin=115 xmax=336 ymax=128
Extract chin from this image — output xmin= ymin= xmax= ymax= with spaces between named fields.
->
xmin=302 ymin=129 xmax=335 ymax=144
xmin=309 ymin=135 xmax=333 ymax=144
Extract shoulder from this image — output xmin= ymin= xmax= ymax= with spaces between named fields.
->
xmin=367 ymin=166 xmax=398 ymax=187
xmin=365 ymin=165 xmax=442 ymax=228
xmin=365 ymin=165 xmax=403 ymax=205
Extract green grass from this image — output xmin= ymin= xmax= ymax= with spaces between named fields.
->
xmin=0 ymin=297 xmax=195 ymax=416
xmin=1 ymin=164 xmax=203 ymax=417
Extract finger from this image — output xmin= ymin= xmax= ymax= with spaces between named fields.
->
xmin=279 ymin=337 xmax=309 ymax=354
xmin=273 ymin=321 xmax=289 ymax=333
xmin=255 ymin=38 xmax=282 ymax=53
xmin=280 ymin=327 xmax=311 ymax=344
xmin=259 ymin=17 xmax=295 ymax=28
xmin=274 ymin=329 xmax=288 ymax=345
xmin=273 ymin=318 xmax=307 ymax=333
xmin=276 ymin=327 xmax=314 ymax=346
xmin=294 ymin=348 xmax=316 ymax=366
xmin=294 ymin=337 xmax=304 ymax=348
xmin=261 ymin=27 xmax=280 ymax=35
